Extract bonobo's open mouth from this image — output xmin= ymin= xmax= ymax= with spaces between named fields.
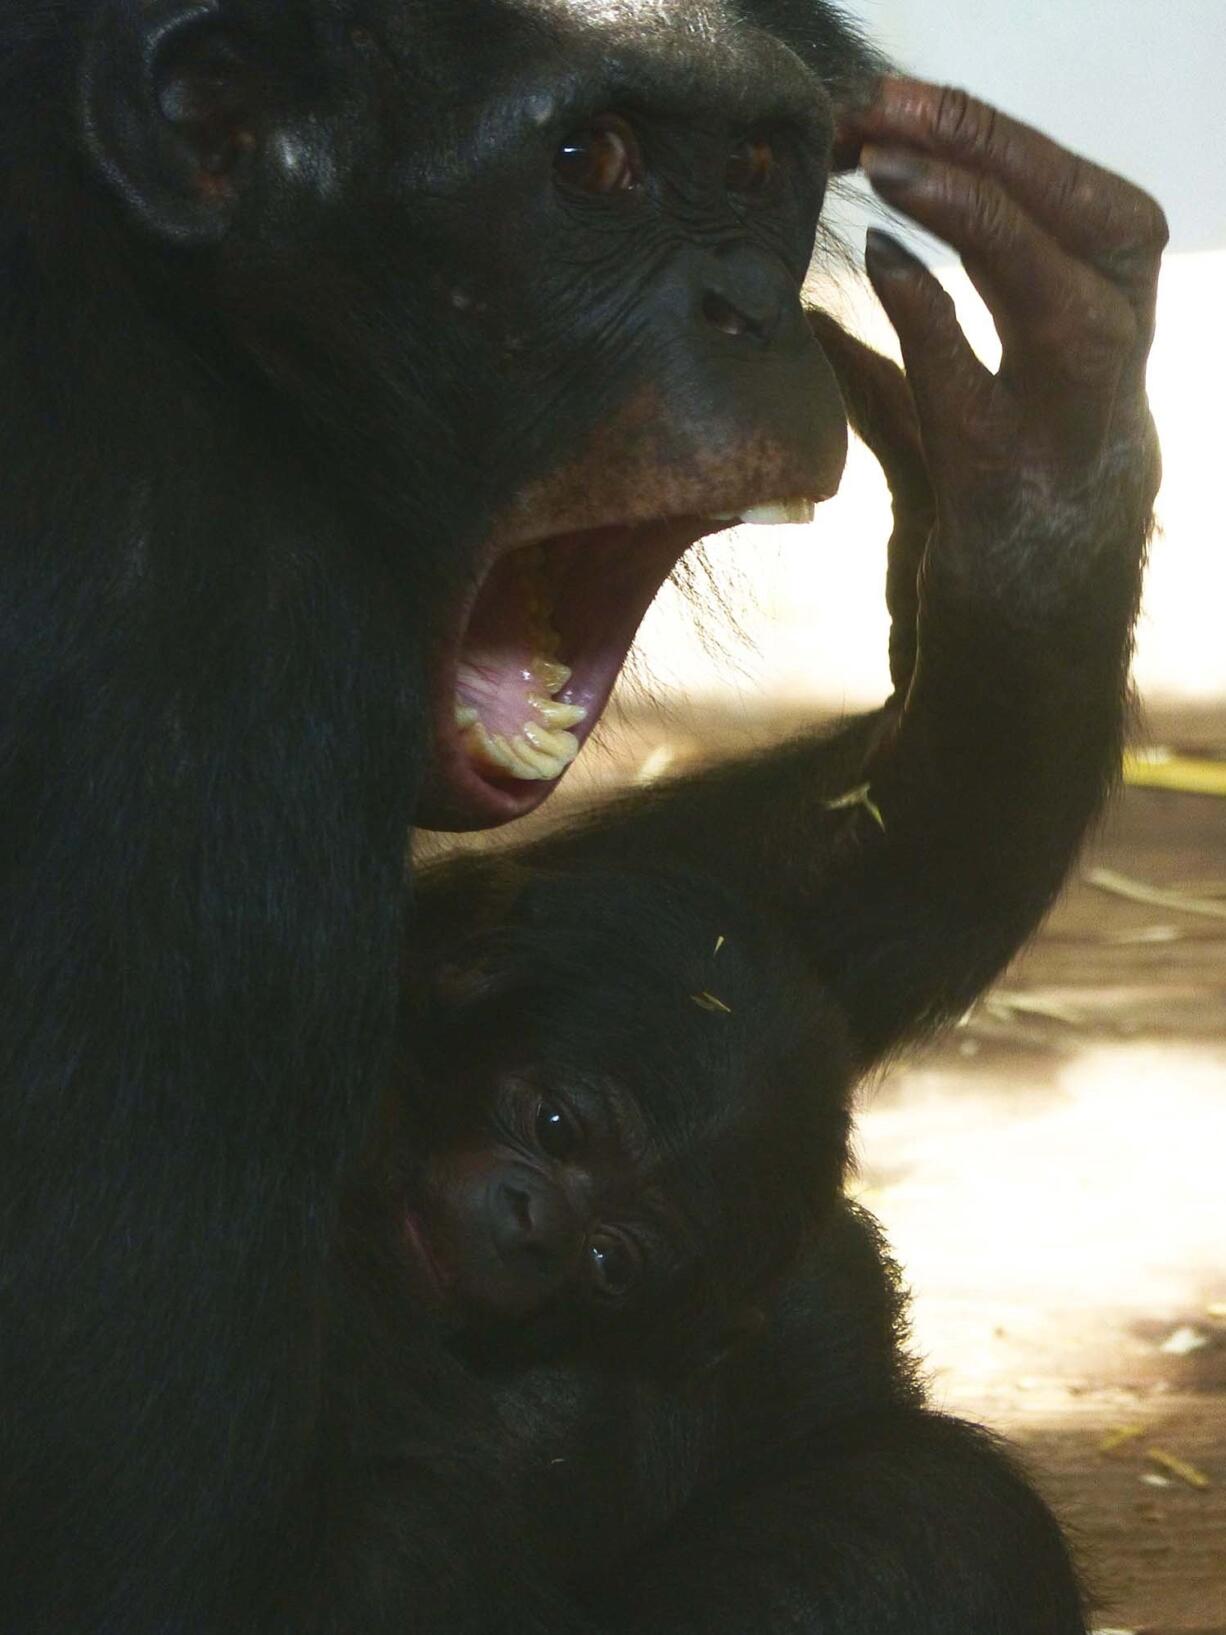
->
xmin=421 ymin=494 xmax=818 ymax=829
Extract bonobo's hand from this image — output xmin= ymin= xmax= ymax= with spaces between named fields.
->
xmin=837 ymin=77 xmax=1166 ymax=626
xmin=806 ymin=310 xmax=933 ymax=695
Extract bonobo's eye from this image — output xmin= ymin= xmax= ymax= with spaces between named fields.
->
xmin=554 ymin=115 xmax=643 ymax=195
xmin=534 ymin=1097 xmax=582 ymax=1161
xmin=587 ymin=1230 xmax=642 ymax=1300
xmin=725 ymin=135 xmax=776 ymax=196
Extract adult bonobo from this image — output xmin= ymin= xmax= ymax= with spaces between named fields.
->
xmin=0 ymin=0 xmax=1163 ymax=1631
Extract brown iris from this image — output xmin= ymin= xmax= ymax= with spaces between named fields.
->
xmin=725 ymin=135 xmax=776 ymax=195
xmin=555 ymin=115 xmax=643 ymax=194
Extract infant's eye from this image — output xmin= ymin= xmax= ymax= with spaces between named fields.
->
xmin=587 ymin=1230 xmax=642 ymax=1299
xmin=534 ymin=1098 xmax=581 ymax=1161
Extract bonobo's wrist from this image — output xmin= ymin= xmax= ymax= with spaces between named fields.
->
xmin=918 ymin=492 xmax=1146 ymax=644
xmin=912 ymin=531 xmax=1142 ymax=710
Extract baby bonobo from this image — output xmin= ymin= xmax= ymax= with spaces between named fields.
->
xmin=395 ymin=855 xmax=1085 ymax=1634
xmin=403 ymin=865 xmax=856 ymax=1376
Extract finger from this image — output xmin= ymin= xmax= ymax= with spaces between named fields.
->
xmin=862 ymin=145 xmax=1138 ymax=433
xmin=863 ymin=229 xmax=993 ymax=480
xmin=805 ymin=311 xmax=930 ymax=508
xmin=805 ymin=311 xmax=932 ymax=697
xmin=844 ymin=78 xmax=1167 ymax=318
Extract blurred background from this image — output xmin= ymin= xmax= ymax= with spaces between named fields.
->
xmin=433 ymin=5 xmax=1226 ymax=1629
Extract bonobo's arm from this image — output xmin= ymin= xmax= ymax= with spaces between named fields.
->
xmin=806 ymin=308 xmax=932 ymax=697
xmin=518 ymin=79 xmax=1164 ymax=1063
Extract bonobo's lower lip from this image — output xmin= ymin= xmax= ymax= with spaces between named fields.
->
xmin=419 ymin=497 xmax=825 ymax=832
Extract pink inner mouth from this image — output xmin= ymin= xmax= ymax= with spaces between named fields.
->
xmin=423 ymin=517 xmax=716 ymax=830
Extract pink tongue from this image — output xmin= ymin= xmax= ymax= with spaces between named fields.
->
xmin=456 ymin=551 xmax=552 ymax=739
xmin=456 ymin=650 xmax=543 ymax=739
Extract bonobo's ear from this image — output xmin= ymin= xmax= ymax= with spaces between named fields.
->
xmin=79 ymin=0 xmax=261 ymax=245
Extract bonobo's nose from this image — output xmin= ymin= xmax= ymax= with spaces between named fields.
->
xmin=491 ymin=1174 xmax=577 ymax=1267
xmin=699 ymin=245 xmax=794 ymax=344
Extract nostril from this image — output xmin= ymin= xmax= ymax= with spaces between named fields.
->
xmin=493 ymin=1173 xmax=579 ymax=1269
xmin=702 ymin=291 xmax=755 ymax=338
xmin=502 ymin=1183 xmax=535 ymax=1242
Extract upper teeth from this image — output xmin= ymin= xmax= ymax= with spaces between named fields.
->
xmin=710 ymin=497 xmax=815 ymax=526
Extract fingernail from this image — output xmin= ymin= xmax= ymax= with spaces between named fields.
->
xmin=862 ymin=145 xmax=925 ymax=190
xmin=864 ymin=229 xmax=922 ymax=275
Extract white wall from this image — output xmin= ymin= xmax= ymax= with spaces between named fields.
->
xmin=839 ymin=0 xmax=1226 ymax=253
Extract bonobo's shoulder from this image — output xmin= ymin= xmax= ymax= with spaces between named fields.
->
xmin=783 ymin=1203 xmax=908 ymax=1334
xmin=720 ymin=1201 xmax=922 ymax=1438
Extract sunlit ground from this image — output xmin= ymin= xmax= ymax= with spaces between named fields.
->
xmin=854 ymin=1042 xmax=1226 ymax=1395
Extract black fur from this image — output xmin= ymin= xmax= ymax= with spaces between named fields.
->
xmin=0 ymin=2 xmax=870 ymax=1627
xmin=0 ymin=1 xmax=1157 ymax=1630
xmin=396 ymin=862 xmax=1086 ymax=1634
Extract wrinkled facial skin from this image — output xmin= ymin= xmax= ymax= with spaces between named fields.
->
xmin=112 ymin=0 xmax=855 ymax=828
xmin=402 ymin=864 xmax=856 ymax=1364
xmin=404 ymin=1058 xmax=687 ymax=1348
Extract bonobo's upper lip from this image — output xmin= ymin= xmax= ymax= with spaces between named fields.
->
xmin=418 ymin=475 xmax=834 ymax=833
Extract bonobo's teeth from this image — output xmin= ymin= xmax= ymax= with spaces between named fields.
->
xmin=709 ymin=497 xmax=815 ymax=526
xmin=528 ymin=693 xmax=587 ymax=729
xmin=463 ymin=722 xmax=546 ymax=781
xmin=533 ymin=658 xmax=572 ymax=693
xmin=461 ymin=718 xmax=580 ymax=783
xmin=454 ymin=553 xmax=584 ymax=782
xmin=521 ymin=721 xmax=580 ymax=760
xmin=506 ymin=732 xmax=569 ymax=777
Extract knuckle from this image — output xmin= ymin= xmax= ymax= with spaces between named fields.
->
xmin=1047 ymin=153 xmax=1092 ymax=223
xmin=967 ymin=177 xmax=1015 ymax=251
xmin=1060 ymin=334 xmax=1126 ymax=387
xmin=931 ymin=85 xmax=996 ymax=157
xmin=1082 ymin=176 xmax=1169 ymax=266
xmin=1112 ymin=186 xmax=1170 ymax=254
xmin=1048 ymin=303 xmax=1136 ymax=386
xmin=1148 ymin=202 xmax=1171 ymax=252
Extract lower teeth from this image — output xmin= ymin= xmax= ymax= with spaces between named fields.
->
xmin=457 ymin=648 xmax=588 ymax=784
xmin=462 ymin=717 xmax=580 ymax=782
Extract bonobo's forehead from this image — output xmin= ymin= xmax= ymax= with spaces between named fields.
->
xmin=523 ymin=0 xmax=734 ymax=33
xmin=368 ymin=0 xmax=829 ymax=129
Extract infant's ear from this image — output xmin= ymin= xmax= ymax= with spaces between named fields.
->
xmin=669 ymin=1304 xmax=769 ymax=1385
xmin=712 ymin=1304 xmax=768 ymax=1361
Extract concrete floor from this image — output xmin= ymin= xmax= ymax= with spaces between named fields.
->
xmin=858 ymin=764 xmax=1226 ymax=1635
xmin=423 ymin=700 xmax=1226 ymax=1634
